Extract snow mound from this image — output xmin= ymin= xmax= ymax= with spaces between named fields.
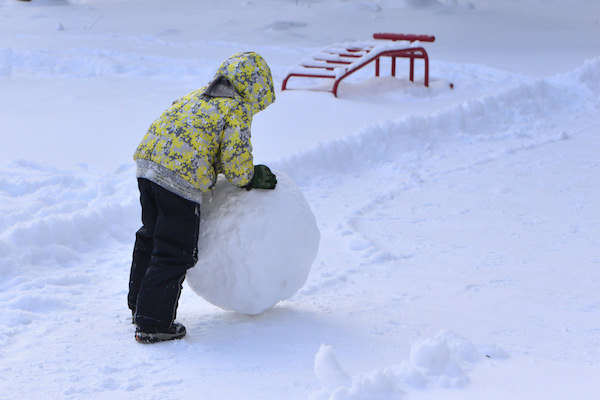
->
xmin=310 ymin=331 xmax=508 ymax=399
xmin=0 ymin=161 xmax=137 ymax=278
xmin=186 ymin=171 xmax=320 ymax=315
xmin=576 ymin=56 xmax=600 ymax=94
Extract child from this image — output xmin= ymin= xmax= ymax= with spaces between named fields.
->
xmin=128 ymin=52 xmax=277 ymax=343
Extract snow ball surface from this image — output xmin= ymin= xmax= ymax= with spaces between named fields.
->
xmin=186 ymin=171 xmax=320 ymax=315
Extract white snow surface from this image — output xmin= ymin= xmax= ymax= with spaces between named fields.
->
xmin=1 ymin=0 xmax=599 ymax=399
xmin=187 ymin=172 xmax=319 ymax=316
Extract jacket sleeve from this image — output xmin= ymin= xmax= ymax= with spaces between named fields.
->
xmin=220 ymin=104 xmax=254 ymax=187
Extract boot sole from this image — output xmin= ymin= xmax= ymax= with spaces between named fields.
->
xmin=135 ymin=330 xmax=186 ymax=344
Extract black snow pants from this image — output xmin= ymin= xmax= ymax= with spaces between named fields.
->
xmin=128 ymin=178 xmax=200 ymax=330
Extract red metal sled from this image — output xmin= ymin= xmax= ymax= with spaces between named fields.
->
xmin=281 ymin=33 xmax=435 ymax=97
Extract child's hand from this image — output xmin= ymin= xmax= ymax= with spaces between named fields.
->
xmin=246 ymin=165 xmax=277 ymax=190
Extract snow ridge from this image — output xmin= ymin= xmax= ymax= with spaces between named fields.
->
xmin=0 ymin=162 xmax=138 ymax=278
xmin=274 ymin=57 xmax=600 ymax=184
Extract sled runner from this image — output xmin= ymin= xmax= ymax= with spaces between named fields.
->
xmin=281 ymin=33 xmax=435 ymax=97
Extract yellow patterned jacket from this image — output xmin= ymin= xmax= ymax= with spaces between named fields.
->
xmin=134 ymin=52 xmax=275 ymax=204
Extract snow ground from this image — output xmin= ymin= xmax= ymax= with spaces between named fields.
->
xmin=1 ymin=0 xmax=599 ymax=399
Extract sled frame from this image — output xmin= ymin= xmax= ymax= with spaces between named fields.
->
xmin=281 ymin=33 xmax=435 ymax=97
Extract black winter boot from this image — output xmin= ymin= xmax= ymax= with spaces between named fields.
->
xmin=135 ymin=322 xmax=186 ymax=344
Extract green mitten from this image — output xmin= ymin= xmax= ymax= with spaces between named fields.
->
xmin=247 ymin=164 xmax=277 ymax=190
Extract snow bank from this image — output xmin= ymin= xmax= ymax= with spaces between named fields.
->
xmin=275 ymin=57 xmax=600 ymax=184
xmin=0 ymin=161 xmax=138 ymax=278
xmin=310 ymin=331 xmax=508 ymax=400
xmin=574 ymin=57 xmax=600 ymax=94
xmin=186 ymin=171 xmax=320 ymax=315
xmin=0 ymin=47 xmax=213 ymax=79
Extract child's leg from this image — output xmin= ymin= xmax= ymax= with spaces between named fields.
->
xmin=134 ymin=182 xmax=200 ymax=331
xmin=128 ymin=178 xmax=158 ymax=314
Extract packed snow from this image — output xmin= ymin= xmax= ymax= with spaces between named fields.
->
xmin=1 ymin=0 xmax=599 ymax=399
xmin=187 ymin=172 xmax=319 ymax=315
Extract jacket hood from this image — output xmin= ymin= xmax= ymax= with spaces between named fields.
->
xmin=214 ymin=52 xmax=276 ymax=115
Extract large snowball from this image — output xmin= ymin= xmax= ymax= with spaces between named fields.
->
xmin=186 ymin=171 xmax=320 ymax=315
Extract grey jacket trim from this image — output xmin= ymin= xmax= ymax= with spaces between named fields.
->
xmin=136 ymin=159 xmax=203 ymax=205
xmin=203 ymin=75 xmax=238 ymax=98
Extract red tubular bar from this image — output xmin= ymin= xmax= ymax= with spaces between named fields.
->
xmin=301 ymin=65 xmax=335 ymax=71
xmin=373 ymin=33 xmax=436 ymax=43
xmin=281 ymin=72 xmax=335 ymax=92
xmin=326 ymin=52 xmax=363 ymax=58
xmin=314 ymin=58 xmax=352 ymax=65
xmin=332 ymin=47 xmax=429 ymax=97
